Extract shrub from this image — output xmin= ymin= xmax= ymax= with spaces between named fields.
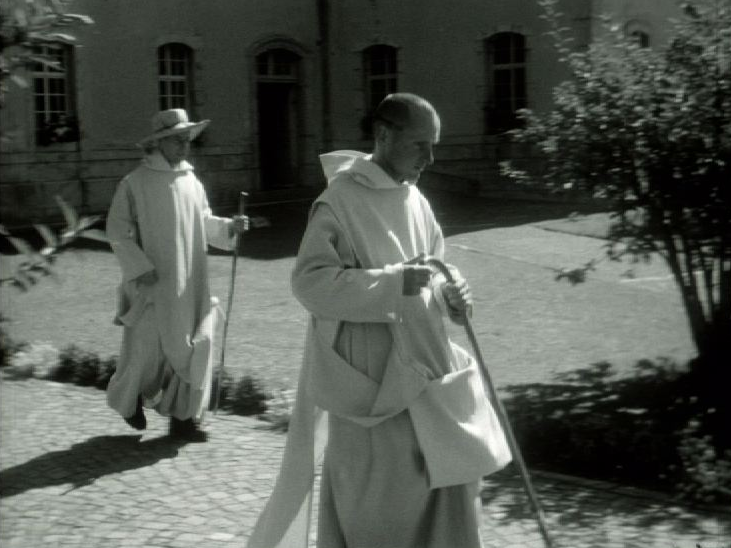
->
xmin=95 ymin=356 xmax=117 ymax=390
xmin=211 ymin=372 xmax=270 ymax=416
xmin=0 ymin=315 xmax=27 ymax=368
xmin=55 ymin=344 xmax=101 ymax=385
xmin=229 ymin=375 xmax=268 ymax=416
xmin=209 ymin=369 xmax=237 ymax=412
xmin=676 ymin=412 xmax=731 ymax=504
xmin=259 ymin=388 xmax=294 ymax=432
xmin=6 ymin=341 xmax=59 ymax=378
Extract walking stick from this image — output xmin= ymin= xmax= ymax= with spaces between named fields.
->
xmin=212 ymin=191 xmax=248 ymax=415
xmin=425 ymin=256 xmax=555 ymax=548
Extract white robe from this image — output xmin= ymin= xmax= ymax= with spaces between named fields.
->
xmin=105 ymin=151 xmax=234 ymax=420
xmin=247 ymin=151 xmax=510 ymax=548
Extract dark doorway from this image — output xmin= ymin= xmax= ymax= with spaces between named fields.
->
xmin=257 ymin=82 xmax=299 ymax=189
xmin=256 ymin=48 xmax=302 ymax=190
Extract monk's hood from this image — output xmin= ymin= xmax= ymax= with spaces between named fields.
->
xmin=319 ymin=150 xmax=409 ymax=190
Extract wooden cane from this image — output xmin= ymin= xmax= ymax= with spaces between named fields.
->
xmin=212 ymin=191 xmax=248 ymax=415
xmin=425 ymin=256 xmax=555 ymax=548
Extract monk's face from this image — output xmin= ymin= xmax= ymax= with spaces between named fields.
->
xmin=158 ymin=133 xmax=191 ymax=166
xmin=377 ymin=109 xmax=440 ymax=183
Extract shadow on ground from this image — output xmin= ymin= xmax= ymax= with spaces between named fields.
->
xmin=480 ymin=468 xmax=729 ymax=543
xmin=0 ymin=434 xmax=186 ymax=498
xmin=1 ymin=187 xmax=607 ymax=261
xmin=214 ymin=188 xmax=608 ymax=260
xmin=498 ymin=359 xmax=731 ymax=507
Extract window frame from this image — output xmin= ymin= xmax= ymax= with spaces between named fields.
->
xmin=484 ymin=32 xmax=528 ymax=135
xmin=31 ymin=42 xmax=79 ymax=147
xmin=362 ymin=44 xmax=399 ymax=116
xmin=157 ymin=42 xmax=194 ymax=111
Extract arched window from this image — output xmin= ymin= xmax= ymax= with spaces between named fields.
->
xmin=32 ymin=43 xmax=78 ymax=146
xmin=363 ymin=45 xmax=398 ymax=114
xmin=485 ymin=32 xmax=527 ymax=134
xmin=158 ymin=43 xmax=194 ymax=110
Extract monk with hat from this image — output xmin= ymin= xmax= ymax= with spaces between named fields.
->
xmin=105 ymin=108 xmax=248 ymax=441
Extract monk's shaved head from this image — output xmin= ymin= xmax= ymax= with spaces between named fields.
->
xmin=373 ymin=93 xmax=440 ymax=133
xmin=371 ymin=92 xmax=440 ymax=184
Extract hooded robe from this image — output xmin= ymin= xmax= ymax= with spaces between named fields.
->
xmin=247 ymin=151 xmax=511 ymax=548
xmin=106 ymin=150 xmax=234 ymax=420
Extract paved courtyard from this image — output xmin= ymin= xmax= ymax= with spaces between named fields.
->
xmin=1 ymin=376 xmax=728 ymax=548
xmin=1 ymin=192 xmax=728 ymax=547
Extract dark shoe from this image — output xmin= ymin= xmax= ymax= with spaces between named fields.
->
xmin=123 ymin=399 xmax=146 ymax=430
xmin=169 ymin=417 xmax=208 ymax=442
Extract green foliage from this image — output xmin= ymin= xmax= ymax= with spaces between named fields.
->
xmin=506 ymin=0 xmax=731 ymax=369
xmin=0 ymin=0 xmax=93 ymax=107
xmin=0 ymin=195 xmax=107 ymax=291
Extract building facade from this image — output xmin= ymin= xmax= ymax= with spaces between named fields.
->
xmin=0 ymin=0 xmax=679 ymax=225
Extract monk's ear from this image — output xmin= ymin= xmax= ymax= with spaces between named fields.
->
xmin=374 ymin=122 xmax=390 ymax=145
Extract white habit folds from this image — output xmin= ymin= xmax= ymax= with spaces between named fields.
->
xmin=106 ymin=151 xmax=235 ymax=421
xmin=247 ymin=151 xmax=511 ymax=548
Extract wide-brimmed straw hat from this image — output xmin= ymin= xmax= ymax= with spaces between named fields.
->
xmin=137 ymin=109 xmax=210 ymax=146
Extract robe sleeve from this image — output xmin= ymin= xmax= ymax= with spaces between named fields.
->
xmin=291 ymin=203 xmax=404 ymax=323
xmin=106 ymin=178 xmax=155 ymax=282
xmin=199 ymin=183 xmax=236 ymax=251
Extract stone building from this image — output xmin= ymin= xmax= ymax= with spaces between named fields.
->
xmin=0 ymin=0 xmax=679 ymax=225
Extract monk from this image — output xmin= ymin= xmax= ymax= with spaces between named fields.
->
xmin=248 ymin=93 xmax=511 ymax=547
xmin=106 ymin=108 xmax=248 ymax=442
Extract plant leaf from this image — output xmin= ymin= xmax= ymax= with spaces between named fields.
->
xmin=34 ymin=224 xmax=59 ymax=248
xmin=55 ymin=195 xmax=78 ymax=229
xmin=10 ymin=74 xmax=29 ymax=88
xmin=79 ymin=228 xmax=108 ymax=242
xmin=59 ymin=14 xmax=94 ymax=25
xmin=6 ymin=236 xmax=36 ymax=256
xmin=40 ymin=32 xmax=76 ymax=43
xmin=76 ymin=215 xmax=101 ymax=232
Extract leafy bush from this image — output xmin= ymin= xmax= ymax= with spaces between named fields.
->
xmin=95 ymin=356 xmax=117 ymax=390
xmin=259 ymin=388 xmax=294 ymax=432
xmin=209 ymin=369 xmax=236 ymax=411
xmin=0 ymin=196 xmax=106 ymax=292
xmin=675 ymin=411 xmax=731 ymax=504
xmin=505 ymin=0 xmax=731 ymax=432
xmin=0 ymin=315 xmax=27 ymax=368
xmin=6 ymin=341 xmax=60 ymax=378
xmin=54 ymin=344 xmax=99 ymax=385
xmin=212 ymin=371 xmax=270 ymax=416
xmin=229 ymin=375 xmax=268 ymax=416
